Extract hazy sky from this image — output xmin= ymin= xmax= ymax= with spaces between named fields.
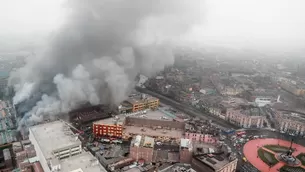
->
xmin=1 ymin=0 xmax=305 ymax=52
xmin=0 ymin=0 xmax=64 ymax=35
xmin=200 ymin=0 xmax=305 ymax=50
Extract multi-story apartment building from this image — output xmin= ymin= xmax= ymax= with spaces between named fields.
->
xmin=179 ymin=139 xmax=193 ymax=163
xmin=226 ymin=107 xmax=266 ymax=128
xmin=93 ymin=116 xmax=124 ymax=138
xmin=210 ymin=74 xmax=243 ymax=96
xmin=125 ymin=94 xmax=159 ymax=112
xmin=208 ymin=106 xmax=225 ymax=120
xmin=206 ymin=97 xmax=248 ymax=120
xmin=184 ymin=133 xmax=216 ymax=144
xmin=129 ymin=135 xmax=154 ymax=163
xmin=274 ymin=110 xmax=305 ymax=135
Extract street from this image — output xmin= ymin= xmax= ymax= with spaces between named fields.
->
xmin=244 ymin=129 xmax=305 ymax=146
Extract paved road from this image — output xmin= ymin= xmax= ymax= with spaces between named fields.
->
xmin=135 ymin=88 xmax=305 ymax=144
xmin=224 ymin=128 xmax=305 ymax=171
xmin=136 ymin=87 xmax=239 ymax=129
xmin=244 ymin=129 xmax=305 ymax=146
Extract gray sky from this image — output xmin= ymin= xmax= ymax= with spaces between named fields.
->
xmin=198 ymin=0 xmax=305 ymax=51
xmin=1 ymin=0 xmax=305 ymax=52
xmin=0 ymin=0 xmax=64 ymax=35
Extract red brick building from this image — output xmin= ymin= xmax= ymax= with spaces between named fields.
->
xmin=129 ymin=135 xmax=155 ymax=163
xmin=93 ymin=117 xmax=124 ymax=138
xmin=179 ymin=139 xmax=192 ymax=163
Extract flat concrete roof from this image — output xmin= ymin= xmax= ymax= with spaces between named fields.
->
xmin=93 ymin=109 xmax=175 ymax=126
xmin=195 ymin=154 xmax=236 ymax=171
xmin=131 ymin=110 xmax=174 ymax=121
xmin=124 ymin=126 xmax=183 ymax=139
xmin=279 ymin=111 xmax=305 ymax=123
xmin=220 ymin=97 xmax=248 ymax=108
xmin=126 ymin=96 xmax=158 ymax=105
xmin=29 ymin=120 xmax=81 ymax=159
xmin=60 ymin=151 xmax=107 ymax=172
xmin=143 ymin=136 xmax=155 ymax=148
xmin=94 ymin=116 xmax=125 ymax=125
xmin=162 ymin=163 xmax=196 ymax=172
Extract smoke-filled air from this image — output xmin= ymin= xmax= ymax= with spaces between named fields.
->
xmin=8 ymin=0 xmax=204 ymax=127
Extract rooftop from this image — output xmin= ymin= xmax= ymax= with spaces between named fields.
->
xmin=278 ymin=111 xmax=305 ymax=123
xmin=240 ymin=106 xmax=265 ymax=116
xmin=126 ymin=95 xmax=159 ymax=105
xmin=194 ymin=154 xmax=236 ymax=171
xmin=131 ymin=135 xmax=155 ymax=148
xmin=29 ymin=120 xmax=81 ymax=159
xmin=220 ymin=97 xmax=248 ymax=108
xmin=94 ymin=115 xmax=125 ymax=126
xmin=131 ymin=110 xmax=175 ymax=121
xmin=59 ymin=151 xmax=107 ymax=172
xmin=124 ymin=125 xmax=183 ymax=139
xmin=30 ymin=121 xmax=107 ymax=172
xmin=180 ymin=139 xmax=191 ymax=148
xmin=93 ymin=109 xmax=176 ymax=126
xmin=161 ymin=163 xmax=196 ymax=172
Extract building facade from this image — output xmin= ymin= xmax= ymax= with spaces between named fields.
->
xmin=93 ymin=118 xmax=123 ymax=138
xmin=129 ymin=135 xmax=154 ymax=163
xmin=127 ymin=96 xmax=159 ymax=112
xmin=29 ymin=121 xmax=82 ymax=172
xmin=275 ymin=111 xmax=305 ymax=135
xmin=129 ymin=146 xmax=154 ymax=163
xmin=29 ymin=120 xmax=107 ymax=172
xmin=208 ymin=107 xmax=226 ymax=120
xmin=278 ymin=119 xmax=305 ymax=135
xmin=184 ymin=133 xmax=217 ymax=144
xmin=226 ymin=109 xmax=265 ymax=128
xmin=179 ymin=139 xmax=192 ymax=164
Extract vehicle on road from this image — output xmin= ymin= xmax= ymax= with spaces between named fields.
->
xmin=237 ymin=131 xmax=246 ymax=136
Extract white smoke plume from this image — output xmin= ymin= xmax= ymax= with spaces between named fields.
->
xmin=13 ymin=82 xmax=36 ymax=105
xmin=9 ymin=0 xmax=204 ymax=126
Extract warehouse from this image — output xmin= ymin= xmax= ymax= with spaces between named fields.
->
xmin=29 ymin=120 xmax=107 ymax=172
xmin=93 ymin=108 xmax=184 ymax=140
xmin=123 ymin=110 xmax=185 ymax=140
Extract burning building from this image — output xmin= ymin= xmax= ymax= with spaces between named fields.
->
xmin=69 ymin=104 xmax=113 ymax=125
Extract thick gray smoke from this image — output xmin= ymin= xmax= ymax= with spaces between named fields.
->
xmin=9 ymin=0 xmax=204 ymax=126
